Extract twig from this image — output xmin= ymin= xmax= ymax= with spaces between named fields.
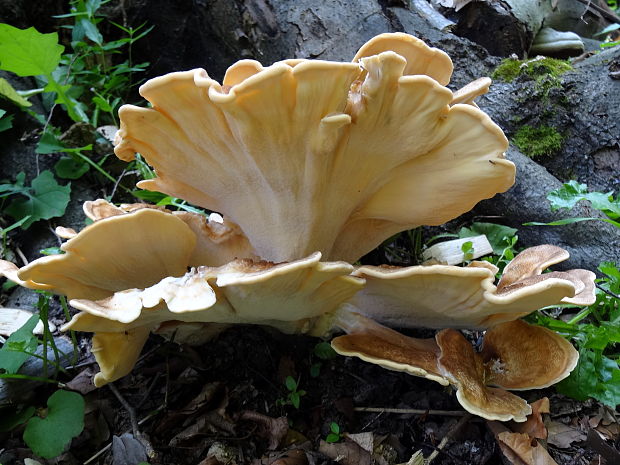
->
xmin=574 ymin=0 xmax=620 ymax=23
xmin=427 ymin=413 xmax=473 ymax=464
xmin=596 ymin=283 xmax=620 ymax=300
xmin=83 ymin=403 xmax=164 ymax=464
xmin=108 ymin=383 xmax=140 ymax=436
xmin=15 ymin=246 xmax=29 ymax=266
xmin=354 ymin=407 xmax=468 ymax=416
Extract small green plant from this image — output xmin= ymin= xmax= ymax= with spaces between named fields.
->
xmin=310 ymin=341 xmax=338 ymax=377
xmin=23 ymin=390 xmax=85 ymax=458
xmin=512 ymin=124 xmax=563 ymax=158
xmin=460 ymin=240 xmax=474 ymax=261
xmin=525 ymin=181 xmax=620 ymax=229
xmin=325 ymin=422 xmax=343 ymax=443
xmin=276 ymin=376 xmax=306 ymax=409
xmin=0 ymin=1 xmax=152 ymax=232
xmin=530 ymin=261 xmax=620 ymax=406
xmin=0 ymin=171 xmax=71 ymax=230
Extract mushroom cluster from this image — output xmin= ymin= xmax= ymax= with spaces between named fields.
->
xmin=0 ymin=33 xmax=596 ymax=421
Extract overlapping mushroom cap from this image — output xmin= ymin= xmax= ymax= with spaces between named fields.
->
xmin=114 ymin=32 xmax=514 ymax=263
xmin=0 ymin=206 xmax=363 ymax=386
xmin=346 ymin=245 xmax=596 ymax=329
xmin=331 ymin=311 xmax=578 ymax=422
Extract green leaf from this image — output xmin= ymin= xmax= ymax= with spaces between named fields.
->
xmin=36 ymin=131 xmax=66 ymax=154
xmin=0 ymin=405 xmax=35 ymax=432
xmin=40 ymin=246 xmax=65 ymax=256
xmin=5 ymin=170 xmax=71 ymax=229
xmin=458 ymin=222 xmax=518 ymax=255
xmin=0 ymin=77 xmax=31 ymax=106
xmin=290 ymin=392 xmax=300 ymax=409
xmin=310 ymin=362 xmax=321 ymax=378
xmin=547 ymin=181 xmax=620 ymax=219
xmin=558 ymin=349 xmax=620 ymax=407
xmin=0 ymin=314 xmax=39 ymax=374
xmin=23 ymin=390 xmax=85 ymax=459
xmin=0 ymin=110 xmax=13 ymax=132
xmin=285 ymin=376 xmax=297 ymax=392
xmin=326 ymin=433 xmax=340 ymax=443
xmin=314 ymin=341 xmax=337 ymax=360
xmin=78 ymin=18 xmax=102 ymax=45
xmin=0 ymin=24 xmax=63 ymax=76
xmin=55 ymin=156 xmax=89 ymax=179
xmin=92 ymin=95 xmax=112 ymax=112
xmin=330 ymin=422 xmax=340 ymax=434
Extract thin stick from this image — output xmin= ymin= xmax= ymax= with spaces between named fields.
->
xmin=108 ymin=383 xmax=139 ymax=436
xmin=596 ymin=283 xmax=620 ymax=300
xmin=427 ymin=413 xmax=473 ymax=464
xmin=354 ymin=407 xmax=468 ymax=416
xmin=83 ymin=404 xmax=163 ymax=465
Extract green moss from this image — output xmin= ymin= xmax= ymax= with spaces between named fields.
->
xmin=512 ymin=125 xmax=564 ymax=158
xmin=492 ymin=57 xmax=572 ymax=83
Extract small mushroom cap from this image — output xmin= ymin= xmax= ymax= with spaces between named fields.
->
xmin=436 ymin=329 xmax=532 ymax=422
xmin=114 ymin=33 xmax=513 ymax=263
xmin=481 ymin=320 xmax=578 ymax=390
xmin=91 ymin=327 xmax=151 ymax=387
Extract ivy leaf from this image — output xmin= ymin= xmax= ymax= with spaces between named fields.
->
xmin=0 ymin=314 xmax=39 ymax=374
xmin=547 ymin=181 xmax=620 ymax=219
xmin=23 ymin=390 xmax=85 ymax=459
xmin=0 ymin=77 xmax=32 ymax=106
xmin=5 ymin=170 xmax=71 ymax=229
xmin=0 ymin=24 xmax=63 ymax=76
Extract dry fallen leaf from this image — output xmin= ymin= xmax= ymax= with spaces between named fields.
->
xmin=546 ymin=421 xmax=586 ymax=449
xmin=239 ymin=410 xmax=288 ymax=450
xmin=319 ymin=438 xmax=371 ymax=465
xmin=270 ymin=449 xmax=309 ymax=465
xmin=512 ymin=398 xmax=550 ymax=440
xmin=497 ymin=431 xmax=559 ymax=465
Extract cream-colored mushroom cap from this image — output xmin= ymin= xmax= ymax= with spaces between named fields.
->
xmin=115 ymin=33 xmax=514 ymax=263
xmin=63 ymin=253 xmax=364 ymax=386
xmin=349 ymin=245 xmax=596 ymax=329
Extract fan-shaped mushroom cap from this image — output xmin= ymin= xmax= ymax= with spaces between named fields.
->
xmin=114 ymin=33 xmax=514 ymax=263
xmin=349 ymin=245 xmax=596 ymax=329
xmin=16 ymin=209 xmax=196 ymax=300
xmin=4 ymin=205 xmax=258 ymax=304
xmin=435 ymin=328 xmax=532 ymax=422
xmin=481 ymin=320 xmax=578 ymax=390
xmin=331 ymin=309 xmax=448 ymax=385
xmin=64 ymin=253 xmax=364 ymax=385
xmin=331 ymin=312 xmax=576 ymax=422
